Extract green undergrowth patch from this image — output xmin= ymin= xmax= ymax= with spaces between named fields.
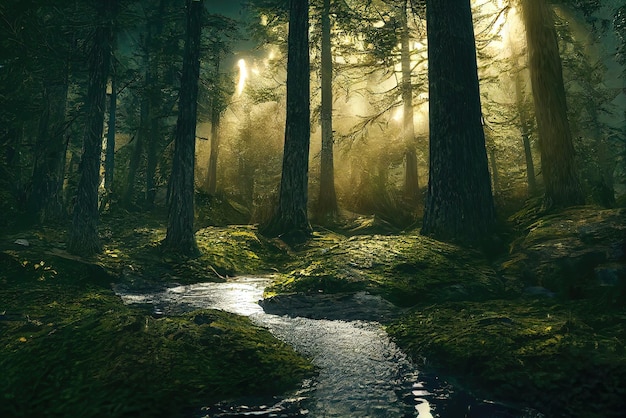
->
xmin=266 ymin=232 xmax=505 ymax=306
xmin=87 ymin=211 xmax=289 ymax=285
xmin=193 ymin=225 xmax=289 ymax=278
xmin=387 ymin=298 xmax=626 ymax=417
xmin=0 ymin=253 xmax=313 ymax=418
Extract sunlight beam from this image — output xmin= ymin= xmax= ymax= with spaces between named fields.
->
xmin=237 ymin=59 xmax=248 ymax=96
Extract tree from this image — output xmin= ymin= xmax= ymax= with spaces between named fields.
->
xmin=68 ymin=0 xmax=116 ymax=256
xmin=421 ymin=0 xmax=496 ymax=243
xmin=315 ymin=0 xmax=338 ymax=221
xmin=514 ymin=70 xmax=538 ymax=197
xmin=520 ymin=0 xmax=584 ymax=208
xmin=162 ymin=0 xmax=203 ymax=257
xmin=205 ymin=94 xmax=221 ymax=195
xmin=400 ymin=0 xmax=419 ymax=202
xmin=4 ymin=1 xmax=78 ymax=224
xmin=104 ymin=69 xmax=117 ymax=196
xmin=262 ymin=0 xmax=312 ymax=241
xmin=119 ymin=0 xmax=184 ymax=210
xmin=201 ymin=13 xmax=238 ymax=195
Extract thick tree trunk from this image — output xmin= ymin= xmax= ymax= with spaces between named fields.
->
xmin=521 ymin=0 xmax=584 ymax=208
xmin=262 ymin=0 xmax=312 ymax=242
xmin=68 ymin=0 xmax=115 ymax=256
xmin=421 ymin=0 xmax=496 ymax=243
xmin=162 ymin=0 xmax=202 ymax=257
xmin=316 ymin=0 xmax=338 ymax=221
xmin=400 ymin=1 xmax=419 ymax=201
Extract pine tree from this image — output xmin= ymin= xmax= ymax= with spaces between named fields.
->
xmin=262 ymin=0 xmax=312 ymax=242
xmin=421 ymin=0 xmax=496 ymax=243
xmin=315 ymin=0 xmax=339 ymax=222
xmin=162 ymin=0 xmax=203 ymax=257
xmin=520 ymin=0 xmax=585 ymax=208
xmin=68 ymin=0 xmax=116 ymax=256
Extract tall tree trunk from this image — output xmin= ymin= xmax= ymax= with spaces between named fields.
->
xmin=122 ymin=96 xmax=147 ymax=207
xmin=67 ymin=0 xmax=115 ymax=256
xmin=316 ymin=0 xmax=338 ymax=221
xmin=145 ymin=109 xmax=159 ymax=207
xmin=145 ymin=0 xmax=166 ymax=209
xmin=29 ymin=70 xmax=69 ymax=223
xmin=586 ymin=102 xmax=616 ymax=207
xmin=421 ymin=0 xmax=496 ymax=243
xmin=514 ymin=70 xmax=538 ymax=197
xmin=400 ymin=0 xmax=419 ymax=201
xmin=205 ymin=101 xmax=220 ymax=194
xmin=521 ymin=0 xmax=584 ymax=208
xmin=162 ymin=0 xmax=202 ymax=257
xmin=103 ymin=66 xmax=117 ymax=202
xmin=262 ymin=0 xmax=312 ymax=242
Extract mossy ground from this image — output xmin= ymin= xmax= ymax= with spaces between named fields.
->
xmin=2 ymin=204 xmax=625 ymax=417
xmin=266 ymin=231 xmax=506 ymax=306
xmin=0 ymin=211 xmax=310 ymax=418
xmin=264 ymin=205 xmax=626 ymax=417
xmin=387 ymin=299 xmax=626 ymax=417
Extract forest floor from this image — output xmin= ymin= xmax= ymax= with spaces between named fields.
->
xmin=1 ymin=199 xmax=625 ymax=417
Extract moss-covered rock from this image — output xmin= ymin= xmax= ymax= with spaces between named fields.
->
xmin=267 ymin=231 xmax=505 ymax=307
xmin=501 ymin=207 xmax=626 ymax=303
xmin=387 ymin=298 xmax=626 ymax=417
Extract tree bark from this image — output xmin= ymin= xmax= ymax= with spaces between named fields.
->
xmin=421 ymin=0 xmax=496 ymax=243
xmin=205 ymin=100 xmax=220 ymax=195
xmin=162 ymin=0 xmax=202 ymax=257
xmin=29 ymin=69 xmax=69 ymax=223
xmin=145 ymin=0 xmax=166 ymax=209
xmin=400 ymin=0 xmax=419 ymax=201
xmin=514 ymin=70 xmax=538 ymax=197
xmin=104 ymin=72 xmax=117 ymax=194
xmin=262 ymin=0 xmax=312 ymax=242
xmin=121 ymin=94 xmax=147 ymax=208
xmin=520 ymin=0 xmax=584 ymax=208
xmin=68 ymin=0 xmax=115 ymax=256
xmin=316 ymin=0 xmax=338 ymax=221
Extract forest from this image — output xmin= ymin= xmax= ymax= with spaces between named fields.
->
xmin=1 ymin=0 xmax=625 ymax=417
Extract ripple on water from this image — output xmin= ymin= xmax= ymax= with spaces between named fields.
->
xmin=114 ymin=277 xmax=544 ymax=418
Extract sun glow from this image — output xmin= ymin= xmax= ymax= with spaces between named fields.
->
xmin=237 ymin=59 xmax=248 ymax=96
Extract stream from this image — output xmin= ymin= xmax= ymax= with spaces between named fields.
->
xmin=114 ymin=277 xmax=544 ymax=418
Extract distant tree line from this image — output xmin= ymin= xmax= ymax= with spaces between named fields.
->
xmin=1 ymin=0 xmax=625 ymax=256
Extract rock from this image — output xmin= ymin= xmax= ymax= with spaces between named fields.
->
xmin=501 ymin=207 xmax=626 ymax=300
xmin=261 ymin=291 xmax=403 ymax=322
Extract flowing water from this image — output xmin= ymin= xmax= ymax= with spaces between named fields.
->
xmin=114 ymin=277 xmax=543 ymax=418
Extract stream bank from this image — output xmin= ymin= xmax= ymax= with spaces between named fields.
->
xmin=115 ymin=276 xmax=543 ymax=418
xmin=1 ymin=205 xmax=625 ymax=417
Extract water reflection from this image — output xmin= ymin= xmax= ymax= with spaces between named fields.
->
xmin=114 ymin=277 xmax=543 ymax=418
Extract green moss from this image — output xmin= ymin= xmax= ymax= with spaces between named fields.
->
xmin=267 ymin=232 xmax=504 ymax=306
xmin=387 ymin=299 xmax=626 ymax=417
xmin=0 ymin=251 xmax=313 ymax=418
